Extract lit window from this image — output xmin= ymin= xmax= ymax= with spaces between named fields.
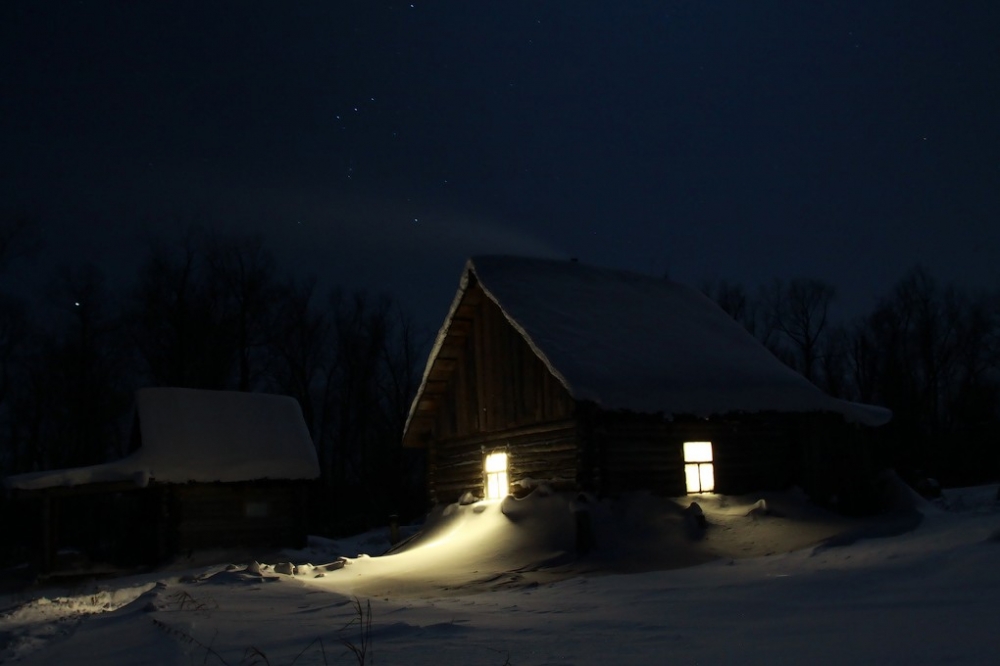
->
xmin=484 ymin=451 xmax=509 ymax=500
xmin=683 ymin=441 xmax=714 ymax=493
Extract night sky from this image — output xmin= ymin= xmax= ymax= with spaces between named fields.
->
xmin=3 ymin=1 xmax=998 ymax=328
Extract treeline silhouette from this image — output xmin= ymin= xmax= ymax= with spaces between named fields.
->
xmin=702 ymin=271 xmax=1000 ymax=492
xmin=1 ymin=214 xmax=998 ymax=566
xmin=0 ymin=220 xmax=428 ymax=566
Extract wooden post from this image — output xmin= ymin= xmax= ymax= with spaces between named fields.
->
xmin=388 ymin=514 xmax=400 ymax=546
xmin=572 ymin=495 xmax=594 ymax=555
xmin=40 ymin=494 xmax=54 ymax=574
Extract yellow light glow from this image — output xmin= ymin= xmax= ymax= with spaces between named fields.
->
xmin=484 ymin=451 xmax=509 ymax=500
xmin=685 ymin=462 xmax=716 ymax=493
xmin=486 ymin=470 xmax=508 ymax=500
xmin=485 ymin=452 xmax=508 ymax=473
xmin=685 ymin=463 xmax=701 ymax=494
xmin=699 ymin=462 xmax=715 ymax=492
xmin=683 ymin=441 xmax=713 ymax=463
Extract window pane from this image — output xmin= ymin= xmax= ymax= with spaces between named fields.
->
xmin=485 ymin=452 xmax=508 ymax=472
xmin=683 ymin=441 xmax=713 ymax=463
xmin=486 ymin=471 xmax=508 ymax=500
xmin=685 ymin=462 xmax=715 ymax=494
xmin=699 ymin=463 xmax=715 ymax=492
xmin=685 ymin=463 xmax=702 ymax=494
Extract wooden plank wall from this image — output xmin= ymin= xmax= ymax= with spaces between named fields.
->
xmin=427 ymin=283 xmax=579 ymax=503
xmin=595 ymin=417 xmax=685 ymax=496
xmin=168 ymin=482 xmax=309 ymax=552
xmin=433 ymin=284 xmax=574 ymax=441
xmin=594 ymin=415 xmax=798 ymax=497
xmin=430 ymin=421 xmax=579 ymax=504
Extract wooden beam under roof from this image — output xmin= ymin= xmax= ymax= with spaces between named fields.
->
xmin=427 ymin=360 xmax=457 ymax=381
xmin=423 ymin=379 xmax=449 ymax=395
xmin=447 ymin=317 xmax=473 ymax=337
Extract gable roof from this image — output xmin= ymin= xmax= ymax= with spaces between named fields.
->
xmin=404 ymin=255 xmax=890 ymax=443
xmin=5 ymin=388 xmax=320 ymax=491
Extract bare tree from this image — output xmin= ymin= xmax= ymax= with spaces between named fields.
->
xmin=818 ymin=324 xmax=850 ymax=398
xmin=879 ymin=267 xmax=961 ymax=431
xmin=758 ymin=278 xmax=836 ymax=382
xmin=846 ymin=320 xmax=881 ymax=405
xmin=327 ymin=290 xmax=389 ymax=494
xmin=0 ymin=295 xmax=28 ymax=413
xmin=785 ymin=278 xmax=836 ymax=382
xmin=0 ymin=294 xmax=31 ymax=477
xmin=14 ymin=264 xmax=133 ymax=471
xmin=701 ymin=278 xmax=759 ymax=336
xmin=847 ymin=266 xmax=1000 ymax=482
xmin=127 ymin=231 xmax=235 ymax=389
xmin=298 ymin=288 xmax=428 ymax=529
xmin=946 ymin=291 xmax=1000 ymax=431
xmin=754 ymin=279 xmax=790 ymax=360
xmin=265 ymin=274 xmax=332 ymax=441
xmin=205 ymin=234 xmax=277 ymax=392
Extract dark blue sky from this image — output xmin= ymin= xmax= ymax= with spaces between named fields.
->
xmin=3 ymin=1 xmax=998 ymax=327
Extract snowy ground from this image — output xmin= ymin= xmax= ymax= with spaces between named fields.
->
xmin=2 ymin=483 xmax=999 ymax=665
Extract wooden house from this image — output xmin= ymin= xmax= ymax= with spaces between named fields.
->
xmin=4 ymin=388 xmax=320 ymax=571
xmin=402 ymin=256 xmax=891 ymax=508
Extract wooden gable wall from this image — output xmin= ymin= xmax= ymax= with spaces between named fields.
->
xmin=431 ymin=282 xmax=574 ymax=439
xmin=425 ymin=281 xmax=580 ymax=504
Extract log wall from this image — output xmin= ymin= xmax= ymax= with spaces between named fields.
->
xmin=426 ymin=282 xmax=578 ymax=503
xmin=416 ymin=279 xmax=866 ymax=504
xmin=429 ymin=421 xmax=579 ymax=504
xmin=432 ymin=283 xmax=575 ymax=441
xmin=166 ymin=481 xmax=310 ymax=553
xmin=593 ymin=414 xmax=798 ymax=497
xmin=593 ymin=417 xmax=685 ymax=496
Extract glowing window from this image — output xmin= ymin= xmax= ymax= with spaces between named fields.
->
xmin=683 ymin=441 xmax=714 ymax=494
xmin=484 ymin=451 xmax=509 ymax=500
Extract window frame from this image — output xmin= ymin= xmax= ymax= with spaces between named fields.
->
xmin=483 ymin=450 xmax=509 ymax=500
xmin=683 ymin=441 xmax=715 ymax=494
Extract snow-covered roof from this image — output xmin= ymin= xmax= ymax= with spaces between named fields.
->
xmin=5 ymin=388 xmax=320 ymax=491
xmin=404 ymin=255 xmax=891 ymax=441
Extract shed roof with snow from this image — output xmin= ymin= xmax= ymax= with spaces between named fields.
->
xmin=5 ymin=387 xmax=320 ymax=491
xmin=404 ymin=255 xmax=890 ymax=443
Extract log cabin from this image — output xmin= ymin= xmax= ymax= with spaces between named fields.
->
xmin=403 ymin=256 xmax=891 ymax=509
xmin=4 ymin=388 xmax=319 ymax=571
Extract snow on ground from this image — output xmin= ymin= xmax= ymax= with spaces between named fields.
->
xmin=2 ymin=484 xmax=999 ymax=665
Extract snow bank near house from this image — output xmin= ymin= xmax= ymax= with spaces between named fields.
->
xmin=303 ymin=490 xmax=579 ymax=597
xmin=287 ymin=485 xmax=920 ymax=597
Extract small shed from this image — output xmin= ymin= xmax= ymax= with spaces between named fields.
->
xmin=403 ymin=256 xmax=891 ymax=508
xmin=5 ymin=387 xmax=320 ymax=570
